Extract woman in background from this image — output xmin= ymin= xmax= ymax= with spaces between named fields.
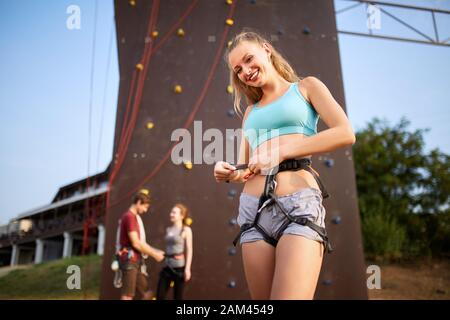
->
xmin=156 ymin=203 xmax=193 ymax=300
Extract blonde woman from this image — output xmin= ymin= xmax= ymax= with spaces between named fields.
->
xmin=214 ymin=30 xmax=355 ymax=300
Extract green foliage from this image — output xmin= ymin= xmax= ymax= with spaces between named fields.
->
xmin=353 ymin=117 xmax=449 ymax=261
xmin=361 ymin=213 xmax=406 ymax=261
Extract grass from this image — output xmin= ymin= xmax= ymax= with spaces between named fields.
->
xmin=0 ymin=255 xmax=102 ymax=300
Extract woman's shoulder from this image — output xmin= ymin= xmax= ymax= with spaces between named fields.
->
xmin=299 ymin=76 xmax=324 ymax=91
xmin=182 ymin=225 xmax=192 ymax=236
xmin=300 ymin=75 xmax=320 ymax=85
xmin=299 ymin=76 xmax=324 ymax=101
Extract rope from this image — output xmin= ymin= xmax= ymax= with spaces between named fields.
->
xmin=110 ymin=0 xmax=200 ymax=186
xmin=82 ymin=0 xmax=99 ymax=256
xmin=96 ymin=20 xmax=115 ymax=173
xmin=108 ymin=0 xmax=237 ymax=209
xmin=82 ymin=0 xmax=99 ymax=300
xmin=109 ymin=0 xmax=162 ymax=185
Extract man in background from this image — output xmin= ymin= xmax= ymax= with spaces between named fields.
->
xmin=117 ymin=190 xmax=165 ymax=300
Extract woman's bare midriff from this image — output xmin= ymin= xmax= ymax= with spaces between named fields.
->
xmin=242 ymin=133 xmax=320 ymax=197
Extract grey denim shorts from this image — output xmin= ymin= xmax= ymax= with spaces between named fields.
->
xmin=237 ymin=187 xmax=326 ymax=246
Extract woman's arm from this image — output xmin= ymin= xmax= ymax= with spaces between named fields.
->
xmin=280 ymin=76 xmax=356 ymax=160
xmin=128 ymin=231 xmax=165 ymax=262
xmin=183 ymin=226 xmax=193 ymax=281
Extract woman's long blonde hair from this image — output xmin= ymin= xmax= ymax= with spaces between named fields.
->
xmin=224 ymin=28 xmax=303 ymax=118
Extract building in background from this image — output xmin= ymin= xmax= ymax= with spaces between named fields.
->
xmin=0 ymin=165 xmax=110 ymax=267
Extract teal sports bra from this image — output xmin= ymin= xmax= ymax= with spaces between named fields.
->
xmin=243 ymin=82 xmax=319 ymax=151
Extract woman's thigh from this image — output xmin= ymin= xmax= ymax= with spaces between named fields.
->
xmin=241 ymin=240 xmax=276 ymax=300
xmin=270 ymin=234 xmax=323 ymax=300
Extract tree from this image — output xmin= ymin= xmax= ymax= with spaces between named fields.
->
xmin=353 ymin=117 xmax=449 ymax=260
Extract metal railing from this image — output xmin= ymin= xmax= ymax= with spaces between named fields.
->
xmin=336 ymin=0 xmax=450 ymax=47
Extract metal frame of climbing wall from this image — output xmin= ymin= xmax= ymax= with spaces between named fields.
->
xmin=100 ymin=0 xmax=368 ymax=300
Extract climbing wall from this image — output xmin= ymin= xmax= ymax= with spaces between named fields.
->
xmin=100 ymin=0 xmax=368 ymax=299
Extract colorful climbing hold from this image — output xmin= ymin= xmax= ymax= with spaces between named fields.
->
xmin=174 ymin=85 xmax=183 ymax=93
xmin=184 ymin=217 xmax=193 ymax=226
xmin=177 ymin=28 xmax=185 ymax=37
xmin=184 ymin=160 xmax=193 ymax=170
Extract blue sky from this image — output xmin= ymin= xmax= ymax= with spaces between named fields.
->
xmin=0 ymin=0 xmax=118 ymax=224
xmin=0 ymin=0 xmax=449 ymax=224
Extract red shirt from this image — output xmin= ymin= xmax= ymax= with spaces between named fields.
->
xmin=119 ymin=210 xmax=140 ymax=248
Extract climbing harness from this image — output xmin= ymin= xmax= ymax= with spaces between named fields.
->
xmin=232 ymin=158 xmax=333 ymax=254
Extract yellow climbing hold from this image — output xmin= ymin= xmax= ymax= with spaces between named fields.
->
xmin=139 ymin=188 xmax=150 ymax=196
xmin=151 ymin=30 xmax=159 ymax=38
xmin=227 ymin=85 xmax=233 ymax=94
xmin=170 ymin=281 xmax=175 ymax=288
xmin=174 ymin=85 xmax=183 ymax=93
xmin=184 ymin=160 xmax=193 ymax=170
xmin=226 ymin=0 xmax=233 ymax=4
xmin=146 ymin=121 xmax=154 ymax=129
xmin=136 ymin=63 xmax=144 ymax=71
xmin=177 ymin=28 xmax=185 ymax=37
xmin=184 ymin=217 xmax=193 ymax=226
xmin=226 ymin=19 xmax=234 ymax=26
xmin=129 ymin=0 xmax=136 ymax=6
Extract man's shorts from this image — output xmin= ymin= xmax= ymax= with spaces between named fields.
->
xmin=120 ymin=260 xmax=149 ymax=298
xmin=237 ymin=187 xmax=326 ymax=245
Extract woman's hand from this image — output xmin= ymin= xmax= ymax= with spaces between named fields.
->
xmin=248 ymin=146 xmax=285 ymax=175
xmin=213 ymin=161 xmax=259 ymax=183
xmin=213 ymin=161 xmax=237 ymax=182
xmin=184 ymin=268 xmax=191 ymax=282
